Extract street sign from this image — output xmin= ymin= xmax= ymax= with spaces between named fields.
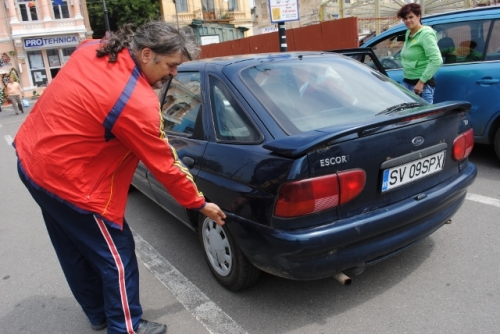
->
xmin=269 ymin=0 xmax=299 ymax=23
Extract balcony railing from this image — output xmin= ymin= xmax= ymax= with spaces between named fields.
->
xmin=10 ymin=17 xmax=86 ymax=36
xmin=201 ymin=8 xmax=235 ymax=22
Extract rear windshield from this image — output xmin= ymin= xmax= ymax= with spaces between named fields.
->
xmin=240 ymin=55 xmax=421 ymax=134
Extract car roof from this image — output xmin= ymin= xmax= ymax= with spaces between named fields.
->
xmin=422 ymin=5 xmax=500 ymax=20
xmin=375 ymin=6 xmax=500 ymax=36
xmin=180 ymin=52 xmax=339 ymax=70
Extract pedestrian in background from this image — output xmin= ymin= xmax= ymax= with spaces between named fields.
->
xmin=14 ymin=21 xmax=226 ymax=334
xmin=397 ymin=3 xmax=443 ymax=103
xmin=6 ymin=76 xmax=24 ymax=114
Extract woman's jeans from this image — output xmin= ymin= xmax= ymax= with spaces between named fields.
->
xmin=402 ymin=82 xmax=435 ymax=104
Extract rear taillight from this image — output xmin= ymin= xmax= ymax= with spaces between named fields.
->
xmin=453 ymin=128 xmax=474 ymax=161
xmin=274 ymin=169 xmax=366 ymax=218
xmin=338 ymin=169 xmax=367 ymax=204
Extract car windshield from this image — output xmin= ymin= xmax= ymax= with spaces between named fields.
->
xmin=240 ymin=55 xmax=422 ymax=133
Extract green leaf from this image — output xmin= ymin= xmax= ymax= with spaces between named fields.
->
xmin=88 ymin=0 xmax=161 ymax=38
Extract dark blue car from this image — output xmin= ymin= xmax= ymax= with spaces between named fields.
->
xmin=132 ymin=51 xmax=477 ymax=291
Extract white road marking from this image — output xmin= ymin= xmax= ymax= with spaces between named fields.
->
xmin=131 ymin=192 xmax=498 ymax=334
xmin=129 ymin=193 xmax=499 ymax=334
xmin=466 ymin=193 xmax=500 ymax=209
xmin=0 ymin=119 xmax=26 ymax=125
xmin=4 ymin=135 xmax=13 ymax=146
xmin=132 ymin=230 xmax=248 ymax=334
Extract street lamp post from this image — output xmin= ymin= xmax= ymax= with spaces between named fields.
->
xmin=102 ymin=0 xmax=111 ymax=32
xmin=173 ymin=0 xmax=180 ymax=29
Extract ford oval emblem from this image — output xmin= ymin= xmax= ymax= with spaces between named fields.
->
xmin=412 ymin=136 xmax=424 ymax=146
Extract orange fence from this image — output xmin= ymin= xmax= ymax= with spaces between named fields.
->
xmin=200 ymin=17 xmax=360 ymax=58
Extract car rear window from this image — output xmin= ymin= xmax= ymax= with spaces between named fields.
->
xmin=240 ymin=55 xmax=421 ymax=134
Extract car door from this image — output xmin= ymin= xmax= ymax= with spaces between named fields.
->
xmin=432 ymin=19 xmax=500 ymax=138
xmin=361 ymin=30 xmax=407 ymax=84
xmin=146 ymin=71 xmax=209 ymax=226
xmin=328 ymin=48 xmax=389 ymax=77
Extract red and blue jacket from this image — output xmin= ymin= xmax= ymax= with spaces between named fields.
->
xmin=14 ymin=40 xmax=206 ymax=229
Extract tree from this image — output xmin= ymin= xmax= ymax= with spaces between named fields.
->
xmin=88 ymin=0 xmax=161 ymax=38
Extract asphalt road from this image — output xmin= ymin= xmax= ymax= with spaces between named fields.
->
xmin=1 ymin=104 xmax=499 ymax=334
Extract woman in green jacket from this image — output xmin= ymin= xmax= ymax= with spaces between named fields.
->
xmin=397 ymin=3 xmax=443 ymax=103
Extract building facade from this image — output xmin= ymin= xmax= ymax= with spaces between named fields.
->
xmin=160 ymin=0 xmax=253 ymax=38
xmin=1 ymin=0 xmax=92 ymax=98
xmin=252 ymin=0 xmax=486 ymax=37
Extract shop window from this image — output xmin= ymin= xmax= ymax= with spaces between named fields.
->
xmin=19 ymin=1 xmax=39 ymax=21
xmin=27 ymin=50 xmax=48 ymax=87
xmin=47 ymin=49 xmax=62 ymax=80
xmin=47 ymin=49 xmax=61 ymax=68
xmin=46 ymin=48 xmax=75 ymax=81
xmin=61 ymin=47 xmax=76 ymax=63
xmin=53 ymin=0 xmax=70 ymax=19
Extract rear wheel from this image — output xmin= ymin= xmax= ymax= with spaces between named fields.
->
xmin=198 ymin=215 xmax=261 ymax=291
xmin=494 ymin=127 xmax=500 ymax=160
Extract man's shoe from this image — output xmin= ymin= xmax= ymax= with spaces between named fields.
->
xmin=91 ymin=320 xmax=107 ymax=331
xmin=135 ymin=319 xmax=167 ymax=334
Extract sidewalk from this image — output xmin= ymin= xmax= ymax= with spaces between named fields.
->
xmin=0 ymin=108 xmax=209 ymax=334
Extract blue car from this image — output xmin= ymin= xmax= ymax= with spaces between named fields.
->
xmin=362 ymin=6 xmax=500 ymax=160
xmin=132 ymin=51 xmax=476 ymax=291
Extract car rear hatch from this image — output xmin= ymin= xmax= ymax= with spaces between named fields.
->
xmin=264 ymin=101 xmax=473 ymax=222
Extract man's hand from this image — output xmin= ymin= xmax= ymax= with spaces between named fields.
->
xmin=200 ymin=203 xmax=226 ymax=226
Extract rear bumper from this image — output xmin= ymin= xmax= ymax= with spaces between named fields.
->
xmin=226 ymin=162 xmax=477 ymax=280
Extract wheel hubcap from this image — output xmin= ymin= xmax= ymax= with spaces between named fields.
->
xmin=202 ymin=218 xmax=232 ymax=276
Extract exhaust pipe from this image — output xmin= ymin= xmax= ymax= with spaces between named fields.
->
xmin=333 ymin=272 xmax=352 ymax=286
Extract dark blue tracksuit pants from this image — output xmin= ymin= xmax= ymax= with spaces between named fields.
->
xmin=18 ymin=161 xmax=142 ymax=334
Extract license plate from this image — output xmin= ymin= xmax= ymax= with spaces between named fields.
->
xmin=381 ymin=150 xmax=445 ymax=192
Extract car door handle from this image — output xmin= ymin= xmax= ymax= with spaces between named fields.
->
xmin=476 ymin=77 xmax=499 ymax=85
xmin=181 ymin=156 xmax=195 ymax=168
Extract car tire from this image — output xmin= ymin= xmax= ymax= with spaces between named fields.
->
xmin=198 ymin=215 xmax=261 ymax=291
xmin=494 ymin=127 xmax=500 ymax=160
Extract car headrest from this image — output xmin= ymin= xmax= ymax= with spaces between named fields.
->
xmin=438 ymin=37 xmax=455 ymax=50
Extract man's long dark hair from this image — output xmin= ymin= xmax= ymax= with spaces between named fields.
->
xmin=96 ymin=21 xmax=200 ymax=63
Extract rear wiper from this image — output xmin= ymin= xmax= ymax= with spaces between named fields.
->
xmin=376 ymin=102 xmax=424 ymax=115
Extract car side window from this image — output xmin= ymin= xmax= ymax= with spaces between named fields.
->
xmin=210 ymin=77 xmax=261 ymax=143
xmin=347 ymin=52 xmax=386 ymax=74
xmin=161 ymin=72 xmax=201 ymax=136
xmin=485 ymin=20 xmax=500 ymax=61
xmin=368 ymin=33 xmax=405 ymax=70
xmin=434 ymin=20 xmax=491 ymax=64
